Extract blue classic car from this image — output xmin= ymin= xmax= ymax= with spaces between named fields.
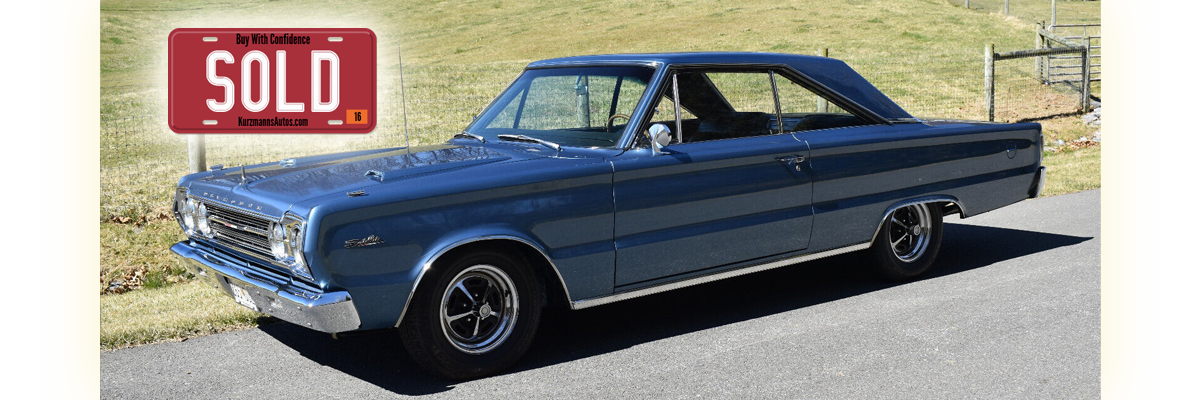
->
xmin=171 ymin=52 xmax=1044 ymax=378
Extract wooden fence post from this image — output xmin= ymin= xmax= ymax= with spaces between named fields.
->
xmin=1004 ymin=0 xmax=1010 ymax=16
xmin=965 ymin=0 xmax=970 ymax=9
xmin=1051 ymin=0 xmax=1057 ymax=28
xmin=187 ymin=134 xmax=206 ymax=173
xmin=575 ymin=75 xmax=590 ymax=128
xmin=985 ymin=44 xmax=995 ymax=122
xmin=1035 ymin=22 xmax=1043 ymax=80
xmin=1042 ymin=27 xmax=1051 ymax=84
xmin=1081 ymin=36 xmax=1091 ymax=110
xmin=817 ymin=48 xmax=829 ymax=113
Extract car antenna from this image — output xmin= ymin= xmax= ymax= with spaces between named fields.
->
xmin=398 ymin=46 xmax=412 ymax=151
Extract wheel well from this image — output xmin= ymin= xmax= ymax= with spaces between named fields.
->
xmin=871 ymin=199 xmax=960 ymax=246
xmin=941 ymin=201 xmax=963 ymax=218
xmin=431 ymin=239 xmax=571 ymax=310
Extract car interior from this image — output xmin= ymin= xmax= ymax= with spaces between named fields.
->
xmin=643 ymin=70 xmax=870 ymax=145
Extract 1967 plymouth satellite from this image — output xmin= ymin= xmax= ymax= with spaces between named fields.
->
xmin=171 ymin=52 xmax=1044 ymax=379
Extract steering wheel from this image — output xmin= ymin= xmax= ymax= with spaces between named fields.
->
xmin=607 ymin=113 xmax=631 ymax=132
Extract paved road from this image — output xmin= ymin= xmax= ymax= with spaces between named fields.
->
xmin=102 ymin=190 xmax=1099 ymax=399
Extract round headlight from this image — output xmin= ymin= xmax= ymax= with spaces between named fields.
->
xmin=195 ymin=202 xmax=212 ymax=237
xmin=270 ymin=223 xmax=287 ymax=259
xmin=174 ymin=193 xmax=189 ymax=229
xmin=288 ymin=225 xmax=312 ymax=280
xmin=183 ymin=199 xmax=197 ymax=232
xmin=289 ymin=226 xmax=302 ymax=252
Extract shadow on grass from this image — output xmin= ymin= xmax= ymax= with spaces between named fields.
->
xmin=260 ymin=222 xmax=1090 ymax=395
xmin=1014 ymin=110 xmax=1086 ymax=124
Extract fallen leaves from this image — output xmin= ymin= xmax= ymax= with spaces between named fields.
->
xmin=106 ymin=208 xmax=174 ymax=226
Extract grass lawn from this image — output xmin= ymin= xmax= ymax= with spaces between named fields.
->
xmin=101 ymin=280 xmax=264 ymax=350
xmin=100 ymin=0 xmax=1100 ymax=349
xmin=1042 ymin=145 xmax=1101 ymax=197
xmin=952 ymin=0 xmax=1100 ymax=27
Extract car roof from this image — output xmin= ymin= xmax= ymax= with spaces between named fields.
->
xmin=527 ymin=52 xmax=912 ymax=120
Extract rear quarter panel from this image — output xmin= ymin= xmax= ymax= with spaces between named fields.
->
xmin=802 ymin=121 xmax=1041 ymax=252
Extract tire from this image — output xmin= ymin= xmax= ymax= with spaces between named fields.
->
xmin=869 ymin=202 xmax=944 ymax=281
xmin=399 ymin=249 xmax=543 ymax=380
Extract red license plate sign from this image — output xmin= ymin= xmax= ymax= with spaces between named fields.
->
xmin=168 ymin=28 xmax=376 ymax=133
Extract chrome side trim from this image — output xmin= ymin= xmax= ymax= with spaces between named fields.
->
xmin=869 ymin=196 xmax=965 ymax=246
xmin=394 ymin=235 xmax=573 ymax=328
xmin=569 ymin=242 xmax=871 ymax=310
xmin=526 ymin=60 xmax=663 ymax=69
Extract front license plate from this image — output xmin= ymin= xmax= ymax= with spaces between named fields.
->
xmin=168 ymin=28 xmax=376 ymax=133
xmin=229 ymin=284 xmax=259 ymax=312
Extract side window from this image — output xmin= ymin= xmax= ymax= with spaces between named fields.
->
xmin=642 ymin=71 xmax=779 ymax=145
xmin=704 ymin=72 xmax=777 ymax=117
xmin=646 ymin=86 xmax=696 ymax=145
xmin=638 ymin=69 xmax=871 ymax=147
xmin=775 ymin=75 xmax=869 ymax=132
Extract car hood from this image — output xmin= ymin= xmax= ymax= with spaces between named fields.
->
xmin=185 ymin=143 xmax=530 ymax=216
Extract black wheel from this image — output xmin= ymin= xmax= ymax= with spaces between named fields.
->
xmin=869 ymin=203 xmax=944 ymax=281
xmin=399 ymin=249 xmax=543 ymax=380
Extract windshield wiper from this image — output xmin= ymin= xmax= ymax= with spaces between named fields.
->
xmin=453 ymin=131 xmax=486 ymax=143
xmin=497 ymin=134 xmax=561 ymax=152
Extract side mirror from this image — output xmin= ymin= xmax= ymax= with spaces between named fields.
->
xmin=648 ymin=123 xmax=672 ymax=155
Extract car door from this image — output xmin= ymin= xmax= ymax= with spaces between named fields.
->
xmin=611 ymin=69 xmax=814 ymax=287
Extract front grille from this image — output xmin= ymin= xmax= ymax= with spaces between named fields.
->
xmin=203 ymin=201 xmax=277 ymax=263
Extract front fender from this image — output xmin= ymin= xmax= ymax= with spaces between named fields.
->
xmin=304 ymin=157 xmax=617 ymax=331
xmin=392 ymin=228 xmax=561 ymax=328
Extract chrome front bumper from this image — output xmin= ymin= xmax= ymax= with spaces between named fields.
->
xmin=171 ymin=242 xmax=361 ymax=333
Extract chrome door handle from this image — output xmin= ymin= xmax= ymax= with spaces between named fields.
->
xmin=776 ymin=155 xmax=806 ymax=172
xmin=776 ymin=155 xmax=806 ymax=163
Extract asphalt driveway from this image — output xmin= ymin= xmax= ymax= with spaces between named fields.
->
xmin=102 ymin=189 xmax=1100 ymax=399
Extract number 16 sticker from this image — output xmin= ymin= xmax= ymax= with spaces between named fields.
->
xmin=347 ymin=109 xmax=368 ymax=124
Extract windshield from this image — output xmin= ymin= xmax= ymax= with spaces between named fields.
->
xmin=465 ymin=66 xmax=655 ymax=148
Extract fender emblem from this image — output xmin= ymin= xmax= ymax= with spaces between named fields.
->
xmin=345 ymin=235 xmax=385 ymax=248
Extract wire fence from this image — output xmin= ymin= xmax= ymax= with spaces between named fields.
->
xmin=100 ymin=47 xmax=1091 ymax=219
xmin=1040 ymin=23 xmax=1101 ymax=99
xmin=842 ymin=46 xmax=1083 ymax=123
xmin=946 ymin=0 xmax=1101 ymax=27
xmin=100 ymin=61 xmax=526 ymax=218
